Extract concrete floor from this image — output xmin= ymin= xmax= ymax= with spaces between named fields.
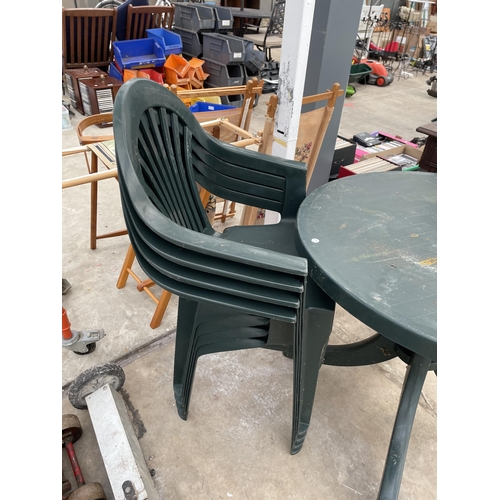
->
xmin=62 ymin=60 xmax=437 ymax=499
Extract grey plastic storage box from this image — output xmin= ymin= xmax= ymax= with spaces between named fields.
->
xmin=245 ymin=47 xmax=266 ymax=73
xmin=173 ymin=2 xmax=215 ymax=32
xmin=174 ymin=27 xmax=203 ymax=57
xmin=203 ymin=59 xmax=245 ymax=87
xmin=211 ymin=6 xmax=233 ymax=32
xmin=202 ymin=33 xmax=245 ymax=65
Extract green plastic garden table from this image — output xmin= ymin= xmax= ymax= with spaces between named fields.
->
xmin=296 ymin=172 xmax=437 ymax=499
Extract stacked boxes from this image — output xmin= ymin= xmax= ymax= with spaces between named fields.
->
xmin=172 ymin=2 xmax=265 ymax=106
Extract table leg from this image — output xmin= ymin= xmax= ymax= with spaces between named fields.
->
xmin=377 ymin=353 xmax=431 ymax=500
xmin=322 ymin=333 xmax=398 ymax=366
xmin=90 ymin=152 xmax=98 ymax=250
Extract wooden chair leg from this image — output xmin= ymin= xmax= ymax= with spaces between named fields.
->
xmin=116 ymin=243 xmax=173 ymax=329
xmin=116 ymin=244 xmax=136 ymax=289
xmin=90 ymin=152 xmax=98 ymax=250
xmin=150 ymin=290 xmax=173 ymax=329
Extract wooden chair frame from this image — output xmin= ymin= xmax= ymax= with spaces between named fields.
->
xmin=125 ymin=4 xmax=175 ymax=40
xmin=240 ymin=83 xmax=344 ymax=226
xmin=62 ymin=7 xmax=118 ymax=72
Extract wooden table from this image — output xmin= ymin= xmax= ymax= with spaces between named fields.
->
xmin=296 ymin=172 xmax=437 ymax=499
xmin=416 ymin=121 xmax=437 ymax=172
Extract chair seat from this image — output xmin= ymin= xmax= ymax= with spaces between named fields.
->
xmin=244 ymin=34 xmax=282 ymax=48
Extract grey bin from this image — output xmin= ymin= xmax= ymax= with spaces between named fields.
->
xmin=202 ymin=33 xmax=245 ymax=66
xmin=203 ymin=59 xmax=245 ymax=87
xmin=173 ymin=27 xmax=203 ymax=58
xmin=173 ymin=2 xmax=216 ymax=32
xmin=211 ymin=5 xmax=234 ymax=32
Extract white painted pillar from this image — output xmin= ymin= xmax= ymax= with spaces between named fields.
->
xmin=265 ymin=0 xmax=316 ymax=225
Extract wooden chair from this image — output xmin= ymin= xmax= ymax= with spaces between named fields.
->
xmin=62 ymin=7 xmax=118 ymax=72
xmin=125 ymin=4 xmax=175 ymax=40
xmin=243 ymin=0 xmax=285 ymax=62
xmin=240 ymin=83 xmax=344 ymax=226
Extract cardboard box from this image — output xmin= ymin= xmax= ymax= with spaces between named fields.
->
xmin=339 ymin=145 xmax=423 ymax=178
xmin=358 ymin=144 xmax=423 ymax=162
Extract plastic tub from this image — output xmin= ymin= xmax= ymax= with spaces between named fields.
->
xmin=173 ymin=27 xmax=203 ymax=57
xmin=146 ymin=28 xmax=183 ymax=56
xmin=211 ymin=5 xmax=233 ymax=32
xmin=113 ymin=39 xmax=165 ymax=69
xmin=173 ymin=2 xmax=215 ymax=32
xmin=203 ymin=59 xmax=245 ymax=87
xmin=202 ymin=33 xmax=245 ymax=65
xmin=189 ymin=102 xmax=236 ymax=112
xmin=348 ymin=63 xmax=372 ymax=83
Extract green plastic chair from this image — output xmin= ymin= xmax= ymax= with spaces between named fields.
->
xmin=113 ymin=78 xmax=335 ymax=454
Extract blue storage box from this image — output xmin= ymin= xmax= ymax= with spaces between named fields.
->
xmin=189 ymin=102 xmax=236 ymax=113
xmin=146 ymin=28 xmax=183 ymax=56
xmin=113 ymin=39 xmax=166 ymax=70
xmin=108 ymin=62 xmax=123 ymax=82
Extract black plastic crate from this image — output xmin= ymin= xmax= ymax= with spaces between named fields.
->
xmin=203 ymin=59 xmax=245 ymax=87
xmin=202 ymin=33 xmax=245 ymax=66
xmin=211 ymin=5 xmax=233 ymax=32
xmin=174 ymin=27 xmax=203 ymax=58
xmin=330 ymin=135 xmax=357 ymax=180
xmin=173 ymin=2 xmax=215 ymax=33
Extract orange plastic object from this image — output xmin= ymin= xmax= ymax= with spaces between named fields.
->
xmin=164 ymin=54 xmax=190 ymax=78
xmin=137 ymin=70 xmax=152 ymax=80
xmin=62 ymin=307 xmax=72 ymax=340
xmin=124 ymin=69 xmax=138 ymax=82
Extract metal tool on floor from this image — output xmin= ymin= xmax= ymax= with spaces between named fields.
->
xmin=62 ymin=307 xmax=106 ymax=355
xmin=68 ymin=363 xmax=160 ymax=500
xmin=62 ymin=413 xmax=107 ymax=500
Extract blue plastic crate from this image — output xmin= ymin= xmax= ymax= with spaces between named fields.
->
xmin=108 ymin=62 xmax=123 ymax=82
xmin=113 ymin=39 xmax=166 ymax=70
xmin=189 ymin=102 xmax=236 ymax=113
xmin=146 ymin=28 xmax=183 ymax=56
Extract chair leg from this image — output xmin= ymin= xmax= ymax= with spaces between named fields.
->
xmin=150 ymin=290 xmax=172 ymax=329
xmin=173 ymin=298 xmax=202 ymax=420
xmin=290 ymin=305 xmax=334 ymax=454
xmin=173 ymin=302 xmax=269 ymax=421
xmin=116 ymin=244 xmax=136 ymax=289
xmin=377 ymin=353 xmax=431 ymax=500
xmin=117 ymin=244 xmax=172 ymax=329
xmin=90 ymin=152 xmax=98 ymax=250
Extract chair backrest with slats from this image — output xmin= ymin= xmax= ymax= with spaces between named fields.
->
xmin=62 ymin=8 xmax=117 ymax=71
xmin=114 ymin=78 xmax=308 ymax=322
xmin=266 ymin=0 xmax=286 ymax=38
xmin=125 ymin=5 xmax=175 ymax=40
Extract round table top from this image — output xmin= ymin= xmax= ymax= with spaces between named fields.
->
xmin=297 ymin=172 xmax=437 ymax=360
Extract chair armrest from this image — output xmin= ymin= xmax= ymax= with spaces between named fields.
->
xmin=193 ymin=138 xmax=308 ymax=219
